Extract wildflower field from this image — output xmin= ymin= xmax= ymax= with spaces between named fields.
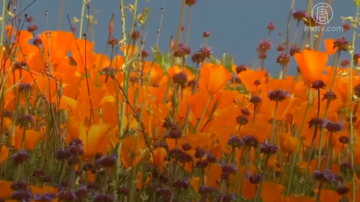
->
xmin=2 ymin=0 xmax=360 ymax=202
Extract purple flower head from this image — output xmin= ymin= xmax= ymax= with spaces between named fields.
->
xmin=174 ymin=43 xmax=191 ymax=57
xmin=55 ymin=149 xmax=70 ymax=160
xmin=181 ymin=143 xmax=192 ymax=151
xmin=249 ymin=95 xmax=262 ymax=105
xmin=191 ymin=52 xmax=205 ymax=64
xmin=308 ymin=117 xmax=324 ymax=129
xmin=276 ymin=53 xmax=290 ymax=67
xmin=339 ymin=136 xmax=349 ymax=144
xmin=260 ymin=142 xmax=279 ymax=155
xmin=333 ymin=37 xmax=349 ymax=52
xmin=195 ymin=159 xmax=209 ymax=168
xmin=93 ymin=193 xmax=115 ymax=202
xmin=11 ymin=182 xmax=28 ymax=191
xmin=257 ymin=39 xmax=272 ymax=53
xmin=336 ymin=186 xmax=349 ymax=195
xmin=17 ymin=115 xmax=34 ymax=125
xmin=228 ymin=134 xmax=245 ymax=148
xmin=249 ymin=173 xmax=262 ymax=184
xmin=290 ymin=45 xmax=300 ymax=56
xmin=236 ymin=115 xmax=249 ymax=125
xmin=97 ymin=154 xmax=116 ymax=168
xmin=268 ymin=89 xmax=290 ymax=102
xmin=206 ymin=151 xmax=217 ymax=163
xmin=312 ymin=80 xmax=326 ymax=90
xmin=32 ymin=37 xmax=42 ymax=46
xmin=117 ymin=187 xmax=130 ymax=196
xmin=11 ymin=190 xmax=32 ymax=202
xmin=68 ymin=139 xmax=84 ymax=156
xmin=235 ymin=64 xmax=247 ymax=74
xmin=173 ymin=179 xmax=189 ymax=189
xmin=12 ymin=150 xmax=29 ymax=164
xmin=199 ymin=45 xmax=212 ymax=58
xmin=219 ymin=163 xmax=237 ymax=175
xmin=340 ymin=162 xmax=352 ymax=174
xmin=198 ymin=186 xmax=215 ymax=195
xmin=322 ymin=120 xmax=343 ymax=133
xmin=195 ymin=147 xmax=205 ymax=158
xmin=322 ymin=91 xmax=337 ymax=101
xmin=19 ymin=83 xmax=32 ymax=92
xmin=33 ymin=193 xmax=56 ymax=201
xmin=292 ymin=9 xmax=307 ymax=22
xmin=172 ymin=72 xmax=188 ymax=88
xmin=241 ymin=108 xmax=250 ymax=116
xmin=167 ymin=125 xmax=182 ymax=139
xmin=75 ymin=186 xmax=88 ymax=199
xmin=242 ymin=135 xmax=259 ymax=148
xmin=216 ymin=193 xmax=236 ymax=202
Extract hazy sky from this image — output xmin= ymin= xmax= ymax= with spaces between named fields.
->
xmin=20 ymin=0 xmax=356 ymax=75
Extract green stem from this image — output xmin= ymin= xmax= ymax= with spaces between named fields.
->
xmin=348 ymin=4 xmax=360 ymax=202
xmin=317 ymin=51 xmax=340 ymax=170
xmin=269 ymin=101 xmax=279 ymax=143
xmin=79 ymin=0 xmax=87 ymax=39
xmin=194 ymin=96 xmax=211 ymax=132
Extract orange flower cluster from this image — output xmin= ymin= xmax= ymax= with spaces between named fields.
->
xmin=0 ymin=13 xmax=359 ymax=202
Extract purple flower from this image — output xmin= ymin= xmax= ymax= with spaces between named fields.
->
xmin=322 ymin=120 xmax=343 ymax=133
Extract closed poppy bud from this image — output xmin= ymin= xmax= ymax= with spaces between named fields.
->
xmin=297 ymin=162 xmax=309 ymax=174
xmin=279 ymin=133 xmax=298 ymax=154
xmin=131 ymin=31 xmax=140 ymax=40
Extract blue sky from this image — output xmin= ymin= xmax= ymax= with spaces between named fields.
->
xmin=20 ymin=0 xmax=356 ymax=75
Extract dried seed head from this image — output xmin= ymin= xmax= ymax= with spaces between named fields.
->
xmin=130 ymin=31 xmax=140 ymax=40
xmin=203 ymin=31 xmax=210 ymax=38
xmin=185 ymin=0 xmax=197 ymax=6
xmin=267 ymin=22 xmax=275 ymax=31
xmin=342 ymin=23 xmax=351 ymax=32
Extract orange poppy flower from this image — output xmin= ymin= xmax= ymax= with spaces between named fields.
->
xmin=324 ymin=39 xmax=337 ymax=55
xmin=294 ymin=50 xmax=328 ymax=84
xmin=199 ymin=63 xmax=232 ymax=96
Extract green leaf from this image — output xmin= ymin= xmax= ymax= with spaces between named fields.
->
xmin=185 ymin=65 xmax=197 ymax=74
xmin=151 ymin=46 xmax=163 ymax=67
xmin=209 ymin=55 xmax=221 ymax=65
xmin=221 ymin=53 xmax=226 ymax=64
xmin=224 ymin=55 xmax=234 ymax=73
xmin=162 ymin=52 xmax=172 ymax=70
